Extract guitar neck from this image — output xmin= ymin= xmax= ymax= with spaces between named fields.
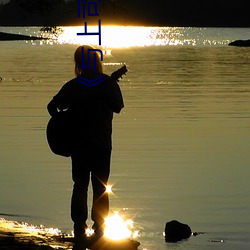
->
xmin=110 ymin=65 xmax=128 ymax=82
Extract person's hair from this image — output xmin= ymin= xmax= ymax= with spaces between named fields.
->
xmin=74 ymin=45 xmax=103 ymax=78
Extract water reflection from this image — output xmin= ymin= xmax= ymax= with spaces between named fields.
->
xmin=56 ymin=26 xmax=153 ymax=47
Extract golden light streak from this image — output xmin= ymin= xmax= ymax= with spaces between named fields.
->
xmin=0 ymin=218 xmax=61 ymax=237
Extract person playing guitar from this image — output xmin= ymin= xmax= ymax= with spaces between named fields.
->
xmin=47 ymin=45 xmax=126 ymax=247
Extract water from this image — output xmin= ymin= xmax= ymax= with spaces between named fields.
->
xmin=0 ymin=26 xmax=250 ymax=249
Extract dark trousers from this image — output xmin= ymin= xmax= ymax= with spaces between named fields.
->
xmin=71 ymin=147 xmax=111 ymax=236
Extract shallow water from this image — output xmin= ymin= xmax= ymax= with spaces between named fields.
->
xmin=0 ymin=27 xmax=250 ymax=249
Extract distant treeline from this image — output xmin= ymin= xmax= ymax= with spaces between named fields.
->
xmin=0 ymin=0 xmax=133 ymax=26
xmin=0 ymin=0 xmax=250 ymax=27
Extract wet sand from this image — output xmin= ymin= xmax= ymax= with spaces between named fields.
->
xmin=0 ymin=219 xmax=68 ymax=249
xmin=0 ymin=219 xmax=140 ymax=250
xmin=0 ymin=228 xmax=55 ymax=249
xmin=0 ymin=234 xmax=53 ymax=250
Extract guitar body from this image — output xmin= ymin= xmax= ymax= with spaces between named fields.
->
xmin=46 ymin=110 xmax=72 ymax=157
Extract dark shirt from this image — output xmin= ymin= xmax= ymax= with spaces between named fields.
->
xmin=47 ymin=75 xmax=124 ymax=150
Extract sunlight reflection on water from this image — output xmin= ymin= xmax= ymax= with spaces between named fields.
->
xmin=0 ymin=26 xmax=248 ymax=48
xmin=55 ymin=26 xmax=232 ymax=48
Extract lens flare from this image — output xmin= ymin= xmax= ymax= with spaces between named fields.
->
xmin=105 ymin=185 xmax=113 ymax=194
xmin=104 ymin=212 xmax=138 ymax=241
xmin=85 ymin=227 xmax=95 ymax=237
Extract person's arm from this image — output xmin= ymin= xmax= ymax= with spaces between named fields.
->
xmin=47 ymin=82 xmax=71 ymax=116
xmin=47 ymin=99 xmax=58 ymax=117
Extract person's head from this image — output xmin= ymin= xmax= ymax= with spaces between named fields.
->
xmin=74 ymin=45 xmax=103 ymax=78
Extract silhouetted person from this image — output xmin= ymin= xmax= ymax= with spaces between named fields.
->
xmin=47 ymin=45 xmax=124 ymax=244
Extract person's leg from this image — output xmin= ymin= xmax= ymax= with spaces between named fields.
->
xmin=71 ymin=150 xmax=90 ymax=238
xmin=91 ymin=149 xmax=111 ymax=234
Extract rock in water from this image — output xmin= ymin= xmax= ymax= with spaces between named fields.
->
xmin=228 ymin=39 xmax=250 ymax=47
xmin=164 ymin=220 xmax=192 ymax=242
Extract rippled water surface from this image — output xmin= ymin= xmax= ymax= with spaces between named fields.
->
xmin=0 ymin=27 xmax=250 ymax=249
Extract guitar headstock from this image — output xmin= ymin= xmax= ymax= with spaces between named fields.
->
xmin=110 ymin=65 xmax=128 ymax=82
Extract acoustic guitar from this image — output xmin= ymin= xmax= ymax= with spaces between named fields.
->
xmin=46 ymin=65 xmax=128 ymax=157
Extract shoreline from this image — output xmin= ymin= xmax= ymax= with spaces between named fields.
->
xmin=0 ymin=218 xmax=72 ymax=250
xmin=0 ymin=218 xmax=140 ymax=250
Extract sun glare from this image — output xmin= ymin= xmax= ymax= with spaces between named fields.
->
xmin=45 ymin=26 xmax=207 ymax=47
xmin=102 ymin=26 xmax=152 ymax=48
xmin=56 ymin=26 xmax=153 ymax=48
xmin=105 ymin=185 xmax=113 ymax=194
xmin=104 ymin=212 xmax=138 ymax=241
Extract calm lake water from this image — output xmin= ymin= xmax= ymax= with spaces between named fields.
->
xmin=0 ymin=26 xmax=250 ymax=249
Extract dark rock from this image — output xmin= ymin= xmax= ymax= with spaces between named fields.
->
xmin=228 ymin=39 xmax=250 ymax=47
xmin=164 ymin=220 xmax=192 ymax=242
xmin=0 ymin=31 xmax=45 ymax=41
